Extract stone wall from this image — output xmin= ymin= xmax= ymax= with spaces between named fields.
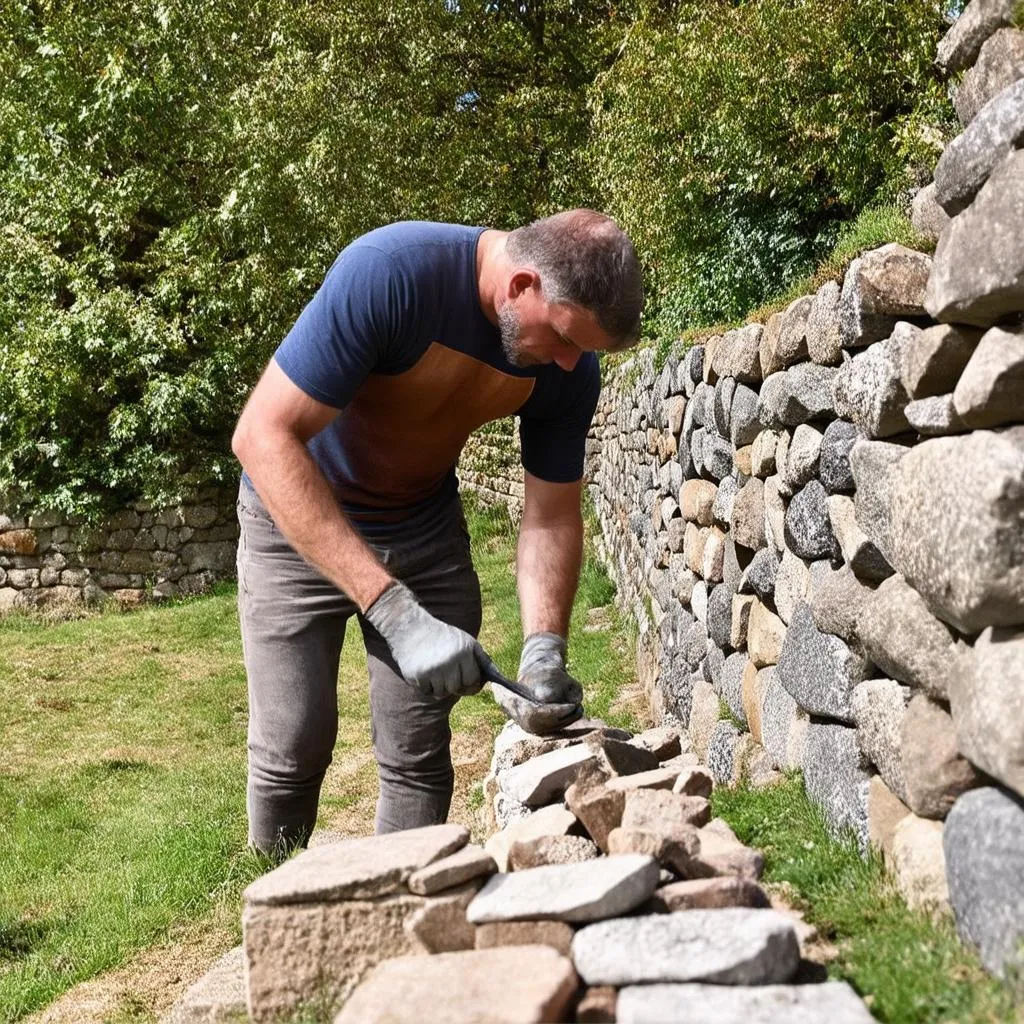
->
xmin=459 ymin=417 xmax=525 ymax=516
xmin=0 ymin=488 xmax=238 ymax=610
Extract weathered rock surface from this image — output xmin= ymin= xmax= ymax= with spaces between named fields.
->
xmin=738 ymin=547 xmax=778 ymax=602
xmin=748 ymin=600 xmax=787 ymax=668
xmin=408 ymin=845 xmax=496 ymax=896
xmin=868 ymin=775 xmax=912 ymax=856
xmin=888 ymin=426 xmax=1024 ymax=632
xmin=891 ymin=815 xmax=950 ymax=916
xmin=952 ymin=324 xmax=1024 ymax=429
xmin=751 ymin=429 xmax=782 ymax=477
xmin=809 ymin=563 xmax=873 ymax=646
xmin=731 ymin=478 xmax=766 ymax=551
xmin=651 ymin=876 xmax=770 ymax=912
xmin=585 ymin=731 xmax=661 ymax=777
xmin=773 ymin=549 xmax=809 ymax=626
xmin=564 ymin=776 xmax=625 ymax=853
xmin=763 ymin=475 xmax=787 ymax=555
xmin=466 ymin=855 xmax=659 ymax=924
xmin=934 ymin=78 xmax=1024 ymax=216
xmin=937 ymin=0 xmax=1018 ymax=73
xmin=499 ymin=744 xmax=597 ymax=807
xmin=608 ymin=825 xmax=701 ymax=878
xmin=244 ymin=824 xmax=468 ymax=905
xmin=572 ymin=909 xmax=800 ymax=986
xmin=926 ymin=149 xmax=1024 ymax=327
xmin=758 ymin=365 xmax=838 ymax=428
xmin=731 ymin=383 xmax=762 ymax=448
xmin=508 ymin=834 xmax=600 ymax=870
xmin=828 ymin=494 xmax=892 ymax=582
xmin=804 ymin=720 xmax=871 ymax=851
xmin=707 ymin=721 xmax=746 ymax=787
xmin=405 ymin=881 xmax=479 ymax=954
xmin=911 ymin=182 xmax=951 ymax=244
xmin=778 ymin=604 xmax=871 ymax=723
xmin=951 ymin=627 xmax=1024 ymax=796
xmin=165 ymin=946 xmax=245 ymax=1024
xmin=485 ymin=804 xmax=578 ymax=873
xmin=857 ymin=573 xmax=957 ymax=698
xmin=761 ymin=297 xmax=812 ymax=377
xmin=955 ymin=27 xmax=1024 ymax=125
xmin=819 ymin=418 xmax=860 ymax=494
xmin=832 ymin=328 xmax=912 ymax=437
xmin=689 ymin=678 xmax=722 ymax=761
xmin=474 ymin=919 xmax=575 ymax=957
xmin=713 ymin=323 xmax=764 ymax=383
xmin=621 ymin=787 xmax=711 ymax=833
xmin=900 ymin=324 xmax=981 ymax=400
xmin=905 ymin=394 xmax=967 ymax=436
xmin=851 ymin=679 xmax=910 ymax=802
xmin=334 ymin=946 xmax=578 ymax=1024
xmin=785 ymin=481 xmax=836 ymax=561
xmin=760 ymin=668 xmax=805 ymax=771
xmin=807 ymin=279 xmax=843 ymax=366
xmin=944 ymin=786 xmax=1024 ymax=977
xmin=718 ymin=651 xmax=748 ymax=726
xmin=616 ymin=982 xmax=876 ymax=1024
xmin=850 ymin=439 xmax=908 ymax=567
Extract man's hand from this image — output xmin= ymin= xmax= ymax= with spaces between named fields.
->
xmin=365 ymin=582 xmax=486 ymax=699
xmin=490 ymin=632 xmax=583 ymax=735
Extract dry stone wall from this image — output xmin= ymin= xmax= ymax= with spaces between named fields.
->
xmin=0 ymin=488 xmax=238 ymax=610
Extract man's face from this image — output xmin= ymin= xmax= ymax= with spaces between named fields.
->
xmin=499 ymin=282 xmax=615 ymax=371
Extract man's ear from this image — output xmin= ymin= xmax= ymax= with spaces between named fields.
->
xmin=507 ymin=268 xmax=540 ymax=301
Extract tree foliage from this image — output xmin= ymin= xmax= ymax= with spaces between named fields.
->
xmin=0 ymin=0 xmax=947 ymax=516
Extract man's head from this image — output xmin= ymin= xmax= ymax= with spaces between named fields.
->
xmin=497 ymin=209 xmax=643 ymax=370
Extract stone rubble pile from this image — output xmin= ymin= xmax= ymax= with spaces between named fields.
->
xmin=167 ymin=719 xmax=877 ymax=1023
xmin=581 ymin=0 xmax=1024 ymax=983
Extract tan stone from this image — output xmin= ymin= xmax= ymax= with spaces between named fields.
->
xmin=405 ymin=880 xmax=481 ymax=953
xmin=690 ymin=822 xmax=765 ymax=880
xmin=740 ymin=659 xmax=764 ymax=744
xmin=621 ymin=788 xmax=711 ymax=831
xmin=680 ymin=479 xmax=718 ymax=525
xmin=868 ymin=775 xmax=912 ymax=858
xmin=607 ymin=825 xmax=701 ymax=877
xmin=688 ymin=680 xmax=721 ymax=761
xmin=630 ymin=725 xmax=682 ymax=760
xmin=334 ymin=946 xmax=578 ymax=1024
xmin=243 ymin=893 xmax=424 ymax=1022
xmin=734 ymin=444 xmax=753 ymax=477
xmin=0 ymin=529 xmax=37 ymax=555
xmin=565 ymin=777 xmax=625 ymax=852
xmin=653 ymin=876 xmax=770 ymax=912
xmin=605 ymin=766 xmax=681 ymax=793
xmin=474 ymin=920 xmax=575 ymax=957
xmin=685 ymin=523 xmax=709 ymax=575
xmin=748 ymin=600 xmax=787 ymax=667
xmin=509 ymin=834 xmax=599 ymax=870
xmin=576 ymin=985 xmax=618 ymax=1023
xmin=890 ymin=816 xmax=950 ymax=917
xmin=408 ymin=844 xmax=496 ymax=896
xmin=671 ymin=765 xmax=714 ymax=799
xmin=484 ymin=804 xmax=579 ymax=872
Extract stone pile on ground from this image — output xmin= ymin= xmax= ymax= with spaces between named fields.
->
xmin=579 ymin=0 xmax=1024 ymax=982
xmin=166 ymin=719 xmax=875 ymax=1023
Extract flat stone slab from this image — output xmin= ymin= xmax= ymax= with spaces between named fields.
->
xmin=616 ymin=982 xmax=875 ymax=1024
xmin=334 ymin=946 xmax=578 ymax=1024
xmin=466 ymin=854 xmax=659 ymax=924
xmin=244 ymin=824 xmax=469 ymax=905
xmin=165 ymin=946 xmax=246 ymax=1024
xmin=498 ymin=743 xmax=597 ymax=806
xmin=571 ymin=908 xmax=799 ymax=986
xmin=408 ymin=844 xmax=497 ymax=896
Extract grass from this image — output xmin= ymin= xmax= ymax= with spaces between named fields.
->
xmin=0 ymin=493 xmax=633 ymax=1023
xmin=713 ymin=776 xmax=1020 ymax=1024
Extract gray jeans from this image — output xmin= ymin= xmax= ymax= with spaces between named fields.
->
xmin=236 ymin=479 xmax=482 ymax=853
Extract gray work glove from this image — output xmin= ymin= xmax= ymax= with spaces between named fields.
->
xmin=490 ymin=632 xmax=584 ymax=735
xmin=364 ymin=582 xmax=486 ymax=699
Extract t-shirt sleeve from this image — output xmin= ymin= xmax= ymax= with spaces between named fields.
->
xmin=272 ymin=245 xmax=415 ymax=409
xmin=518 ymin=353 xmax=601 ymax=483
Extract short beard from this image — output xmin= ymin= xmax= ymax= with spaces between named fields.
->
xmin=498 ymin=303 xmax=526 ymax=367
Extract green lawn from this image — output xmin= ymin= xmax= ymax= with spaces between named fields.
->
xmin=0 ymin=496 xmax=635 ymax=1022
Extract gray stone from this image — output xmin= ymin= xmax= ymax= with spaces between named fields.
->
xmin=335 ymin=946 xmax=579 ymax=1024
xmin=616 ymin=982 xmax=876 ymax=1024
xmin=832 ymin=327 xmax=913 ymax=437
xmin=937 ymin=0 xmax=1018 ymax=73
xmin=584 ymin=731 xmax=661 ymax=777
xmin=408 ymin=845 xmax=497 ymax=896
xmin=760 ymin=668 xmax=806 ymax=771
xmin=902 ymin=693 xmax=985 ymax=819
xmin=684 ymin=345 xmax=704 ymax=388
xmin=773 ymin=431 xmax=793 ymax=497
xmin=731 ymin=477 xmax=766 ymax=551
xmin=758 ymin=365 xmax=838 ymax=428
xmin=951 ymin=626 xmax=1024 ymax=797
xmin=165 ymin=946 xmax=246 ymax=1024
xmin=485 ymin=803 xmax=580 ymax=873
xmin=466 ymin=855 xmax=659 ymax=924
xmin=926 ymin=149 xmax=1024 ymax=327
xmin=838 ymin=245 xmax=932 ymax=349
xmin=889 ymin=426 xmax=1024 ymax=632
xmin=499 ymin=744 xmax=597 ymax=807
xmin=804 ymin=720 xmax=872 ymax=852
xmin=712 ymin=476 xmax=739 ymax=530
xmin=722 ymin=538 xmax=746 ymax=594
xmin=935 ymin=78 xmax=1024 ymax=216
xmin=850 ymin=440 xmax=908 ymax=567
xmin=730 ymin=383 xmax=761 ymax=447
xmin=773 ymin=549 xmax=809 ymax=626
xmin=571 ymin=910 xmax=799 ymax=987
xmin=691 ymin=382 xmax=711 ymax=427
xmin=244 ymin=824 xmax=468 ymax=905
xmin=905 ymin=394 xmax=968 ymax=436
xmin=857 ymin=573 xmax=957 ymax=698
xmin=703 ymin=641 xmax=725 ymax=689
xmin=682 ymin=619 xmax=709 ymax=670
xmin=944 ymin=786 xmax=1024 ymax=977
xmin=953 ymin=324 xmax=1024 ymax=428
xmin=738 ymin=547 xmax=778 ymax=602
xmin=761 ymin=297 xmax=812 ymax=376
xmin=911 ymin=182 xmax=951 ymax=244
xmin=706 ymin=584 xmax=733 ymax=650
xmin=851 ymin=679 xmax=911 ymax=802
xmin=630 ymin=725 xmax=682 ymax=760
xmin=784 ymin=481 xmax=836 ymax=561
xmin=827 ymin=494 xmax=893 ymax=582
xmin=809 ymin=563 xmax=873 ymax=645
xmin=703 ymin=432 xmax=734 ymax=482
xmin=807 ymin=279 xmax=843 ymax=366
xmin=777 ymin=603 xmax=872 ymax=723
xmin=689 ymin=678 xmax=724 ymax=761
xmin=509 ymin=834 xmax=600 ymax=870
xmin=765 ymin=475 xmax=786 ymax=555
xmin=782 ymin=423 xmax=822 ymax=492
xmin=819 ymin=419 xmax=859 ymax=495
xmin=955 ymin=27 xmax=1024 ymax=125
xmin=713 ymin=323 xmax=764 ymax=383
xmin=703 ymin=337 xmax=721 ymax=384
xmin=692 ymin=579 xmax=709 ymax=624
xmin=719 ymin=652 xmax=748 ymax=726
xmin=707 ymin=721 xmax=744 ymax=786
xmin=713 ymin=376 xmax=736 ymax=438
xmin=751 ymin=429 xmax=781 ymax=477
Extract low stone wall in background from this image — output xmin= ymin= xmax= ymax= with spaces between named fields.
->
xmin=0 ymin=487 xmax=239 ymax=610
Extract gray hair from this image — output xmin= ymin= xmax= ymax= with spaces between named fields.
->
xmin=505 ymin=209 xmax=644 ymax=351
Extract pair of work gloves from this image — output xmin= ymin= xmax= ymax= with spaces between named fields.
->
xmin=365 ymin=581 xmax=582 ymax=734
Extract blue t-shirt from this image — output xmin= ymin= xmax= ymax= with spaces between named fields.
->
xmin=272 ymin=222 xmax=600 ymax=539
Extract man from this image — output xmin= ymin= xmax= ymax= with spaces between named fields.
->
xmin=232 ymin=209 xmax=643 ymax=854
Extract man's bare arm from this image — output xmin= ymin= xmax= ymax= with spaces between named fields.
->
xmin=516 ymin=471 xmax=585 ymax=637
xmin=231 ymin=360 xmax=393 ymax=611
